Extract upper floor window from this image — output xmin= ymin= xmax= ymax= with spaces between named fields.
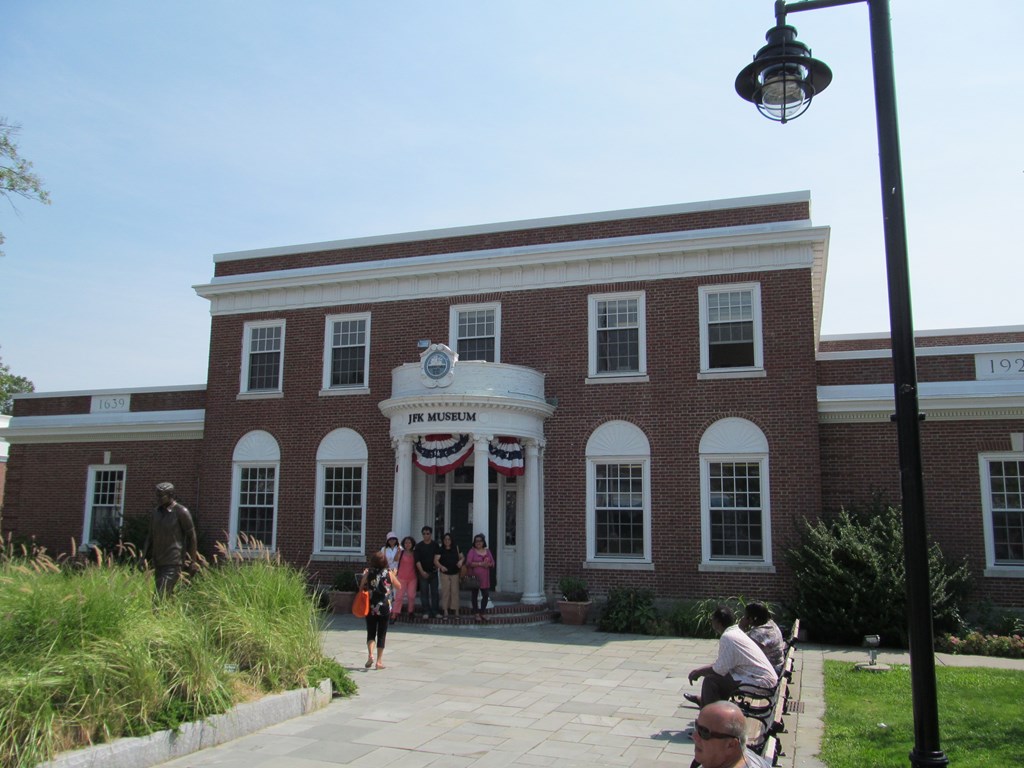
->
xmin=241 ymin=320 xmax=285 ymax=394
xmin=588 ymin=292 xmax=646 ymax=378
xmin=314 ymin=428 xmax=369 ymax=555
xmin=585 ymin=420 xmax=651 ymax=563
xmin=699 ymin=417 xmax=772 ymax=569
xmin=699 ymin=284 xmax=763 ymax=374
xmin=979 ymin=454 xmax=1024 ymax=574
xmin=83 ymin=465 xmax=126 ymax=545
xmin=450 ymin=303 xmax=500 ymax=362
xmin=322 ymin=313 xmax=370 ymax=392
xmin=229 ymin=430 xmax=280 ymax=551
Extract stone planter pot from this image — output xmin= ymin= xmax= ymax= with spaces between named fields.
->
xmin=328 ymin=590 xmax=356 ymax=614
xmin=556 ymin=599 xmax=592 ymax=625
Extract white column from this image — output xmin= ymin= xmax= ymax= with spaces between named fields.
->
xmin=520 ymin=439 xmax=545 ymax=604
xmin=472 ymin=435 xmax=490 ymax=540
xmin=392 ymin=438 xmax=413 ymax=538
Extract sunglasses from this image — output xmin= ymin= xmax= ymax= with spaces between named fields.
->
xmin=694 ymin=723 xmax=737 ymax=741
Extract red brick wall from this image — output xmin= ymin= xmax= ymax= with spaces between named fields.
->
xmin=820 ymin=420 xmax=1024 ymax=606
xmin=2 ymin=440 xmax=203 ymax=556
xmin=13 ymin=389 xmax=205 ymax=417
xmin=197 ymin=266 xmax=821 ymax=603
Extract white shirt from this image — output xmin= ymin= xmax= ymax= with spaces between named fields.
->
xmin=712 ymin=625 xmax=778 ymax=688
xmin=382 ymin=544 xmax=401 ymax=571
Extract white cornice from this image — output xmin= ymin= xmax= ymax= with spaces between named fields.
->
xmin=12 ymin=384 xmax=205 ymax=400
xmin=817 ymin=340 xmax=1024 ymax=361
xmin=195 ymin=222 xmax=830 ymax=318
xmin=818 ymin=382 xmax=1024 ymax=423
xmin=2 ymin=410 xmax=205 ymax=444
xmin=213 ymin=191 xmax=811 ymax=263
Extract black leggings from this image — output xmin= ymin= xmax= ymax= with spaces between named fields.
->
xmin=366 ymin=611 xmax=390 ymax=648
xmin=471 ymin=587 xmax=490 ymax=612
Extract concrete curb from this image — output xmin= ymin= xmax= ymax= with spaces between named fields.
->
xmin=40 ymin=679 xmax=333 ymax=768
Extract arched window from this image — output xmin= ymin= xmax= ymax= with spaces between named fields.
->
xmin=229 ymin=430 xmax=281 ymax=551
xmin=314 ymin=428 xmax=369 ymax=555
xmin=586 ymin=420 xmax=651 ymax=564
xmin=699 ymin=417 xmax=772 ymax=570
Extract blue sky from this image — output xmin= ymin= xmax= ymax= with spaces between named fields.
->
xmin=2 ymin=1 xmax=1021 ymax=392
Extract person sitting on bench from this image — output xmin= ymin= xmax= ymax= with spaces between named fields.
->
xmin=685 ymin=606 xmax=778 ymax=706
xmin=692 ymin=701 xmax=773 ymax=768
xmin=739 ymin=601 xmax=786 ymax=675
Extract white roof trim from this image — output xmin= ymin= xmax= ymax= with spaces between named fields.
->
xmin=818 ymin=341 xmax=1024 ymax=361
xmin=2 ymin=409 xmax=205 ymax=444
xmin=818 ymin=381 xmax=1024 ymax=422
xmin=195 ymin=222 xmax=830 ymax=319
xmin=12 ymin=384 xmax=205 ymax=400
xmin=213 ymin=191 xmax=811 ymax=263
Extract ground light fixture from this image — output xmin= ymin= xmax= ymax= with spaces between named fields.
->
xmin=736 ymin=1 xmax=949 ymax=767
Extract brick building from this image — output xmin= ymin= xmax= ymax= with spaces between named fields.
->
xmin=2 ymin=191 xmax=1022 ymax=606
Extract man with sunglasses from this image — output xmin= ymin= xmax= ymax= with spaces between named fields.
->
xmin=691 ymin=701 xmax=771 ymax=768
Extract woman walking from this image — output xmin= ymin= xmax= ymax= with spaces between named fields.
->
xmin=359 ymin=551 xmax=400 ymax=669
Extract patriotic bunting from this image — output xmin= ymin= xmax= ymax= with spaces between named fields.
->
xmin=413 ymin=434 xmax=473 ymax=475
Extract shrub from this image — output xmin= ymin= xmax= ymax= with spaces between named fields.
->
xmin=558 ymin=576 xmax=589 ymax=602
xmin=786 ymin=499 xmax=971 ymax=646
xmin=332 ymin=569 xmax=359 ymax=591
xmin=598 ymin=587 xmax=662 ymax=634
xmin=665 ymin=596 xmax=778 ymax=638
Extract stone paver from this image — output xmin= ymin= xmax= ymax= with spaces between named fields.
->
xmin=152 ymin=616 xmax=1024 ymax=768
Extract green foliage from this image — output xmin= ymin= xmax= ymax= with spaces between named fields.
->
xmin=558 ymin=576 xmax=589 ymax=602
xmin=0 ymin=349 xmax=35 ymax=415
xmin=0 ymin=117 xmax=51 ymax=258
xmin=823 ymin=661 xmax=1024 ymax=767
xmin=786 ymin=500 xmax=971 ymax=646
xmin=597 ymin=587 xmax=663 ymax=634
xmin=332 ymin=568 xmax=358 ymax=591
xmin=0 ymin=540 xmax=355 ymax=768
xmin=666 ymin=596 xmax=748 ymax=638
xmin=936 ymin=631 xmax=1024 ymax=659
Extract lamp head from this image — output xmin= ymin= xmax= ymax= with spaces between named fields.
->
xmin=735 ymin=24 xmax=832 ymax=123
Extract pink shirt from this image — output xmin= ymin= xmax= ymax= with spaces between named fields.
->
xmin=465 ymin=546 xmax=494 ymax=589
xmin=396 ymin=549 xmax=417 ymax=583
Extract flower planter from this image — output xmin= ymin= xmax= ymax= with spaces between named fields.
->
xmin=556 ymin=599 xmax=592 ymax=625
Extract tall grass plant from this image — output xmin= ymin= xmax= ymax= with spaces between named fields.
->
xmin=0 ymin=539 xmax=352 ymax=768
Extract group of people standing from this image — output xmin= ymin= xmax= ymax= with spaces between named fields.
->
xmin=358 ymin=525 xmax=495 ymax=670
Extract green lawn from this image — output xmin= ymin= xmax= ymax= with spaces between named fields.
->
xmin=822 ymin=661 xmax=1024 ymax=767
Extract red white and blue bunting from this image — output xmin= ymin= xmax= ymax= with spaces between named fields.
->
xmin=489 ymin=436 xmax=525 ymax=477
xmin=413 ymin=434 xmax=473 ymax=475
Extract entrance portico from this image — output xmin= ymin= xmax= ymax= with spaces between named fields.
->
xmin=379 ymin=346 xmax=554 ymax=604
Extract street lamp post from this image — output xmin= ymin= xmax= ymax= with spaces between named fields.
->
xmin=735 ymin=2 xmax=948 ymax=767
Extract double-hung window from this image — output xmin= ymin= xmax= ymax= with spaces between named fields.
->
xmin=450 ymin=303 xmax=499 ymax=362
xmin=979 ymin=454 xmax=1024 ymax=574
xmin=322 ymin=313 xmax=370 ymax=392
xmin=241 ymin=320 xmax=285 ymax=394
xmin=83 ymin=465 xmax=126 ymax=544
xmin=230 ymin=430 xmax=280 ymax=551
xmin=585 ymin=420 xmax=652 ymax=564
xmin=314 ymin=429 xmax=368 ymax=555
xmin=699 ymin=284 xmax=763 ymax=375
xmin=699 ymin=418 xmax=772 ymax=570
xmin=588 ymin=292 xmax=646 ymax=379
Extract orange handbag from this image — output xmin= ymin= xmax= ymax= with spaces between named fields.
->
xmin=351 ymin=589 xmax=370 ymax=617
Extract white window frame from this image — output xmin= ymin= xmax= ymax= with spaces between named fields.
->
xmin=314 ymin=428 xmax=369 ymax=556
xmin=698 ymin=283 xmax=764 ymax=378
xmin=229 ymin=430 xmax=281 ymax=552
xmin=82 ymin=465 xmax=127 ymax=545
xmin=587 ymin=291 xmax=647 ymax=382
xmin=585 ymin=420 xmax=652 ymax=567
xmin=240 ymin=319 xmax=286 ymax=397
xmin=449 ymin=302 xmax=501 ymax=363
xmin=699 ymin=417 xmax=773 ymax=572
xmin=979 ymin=452 xmax=1024 ymax=577
xmin=320 ymin=312 xmax=371 ymax=395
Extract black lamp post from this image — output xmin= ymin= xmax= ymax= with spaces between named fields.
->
xmin=736 ymin=2 xmax=948 ymax=767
